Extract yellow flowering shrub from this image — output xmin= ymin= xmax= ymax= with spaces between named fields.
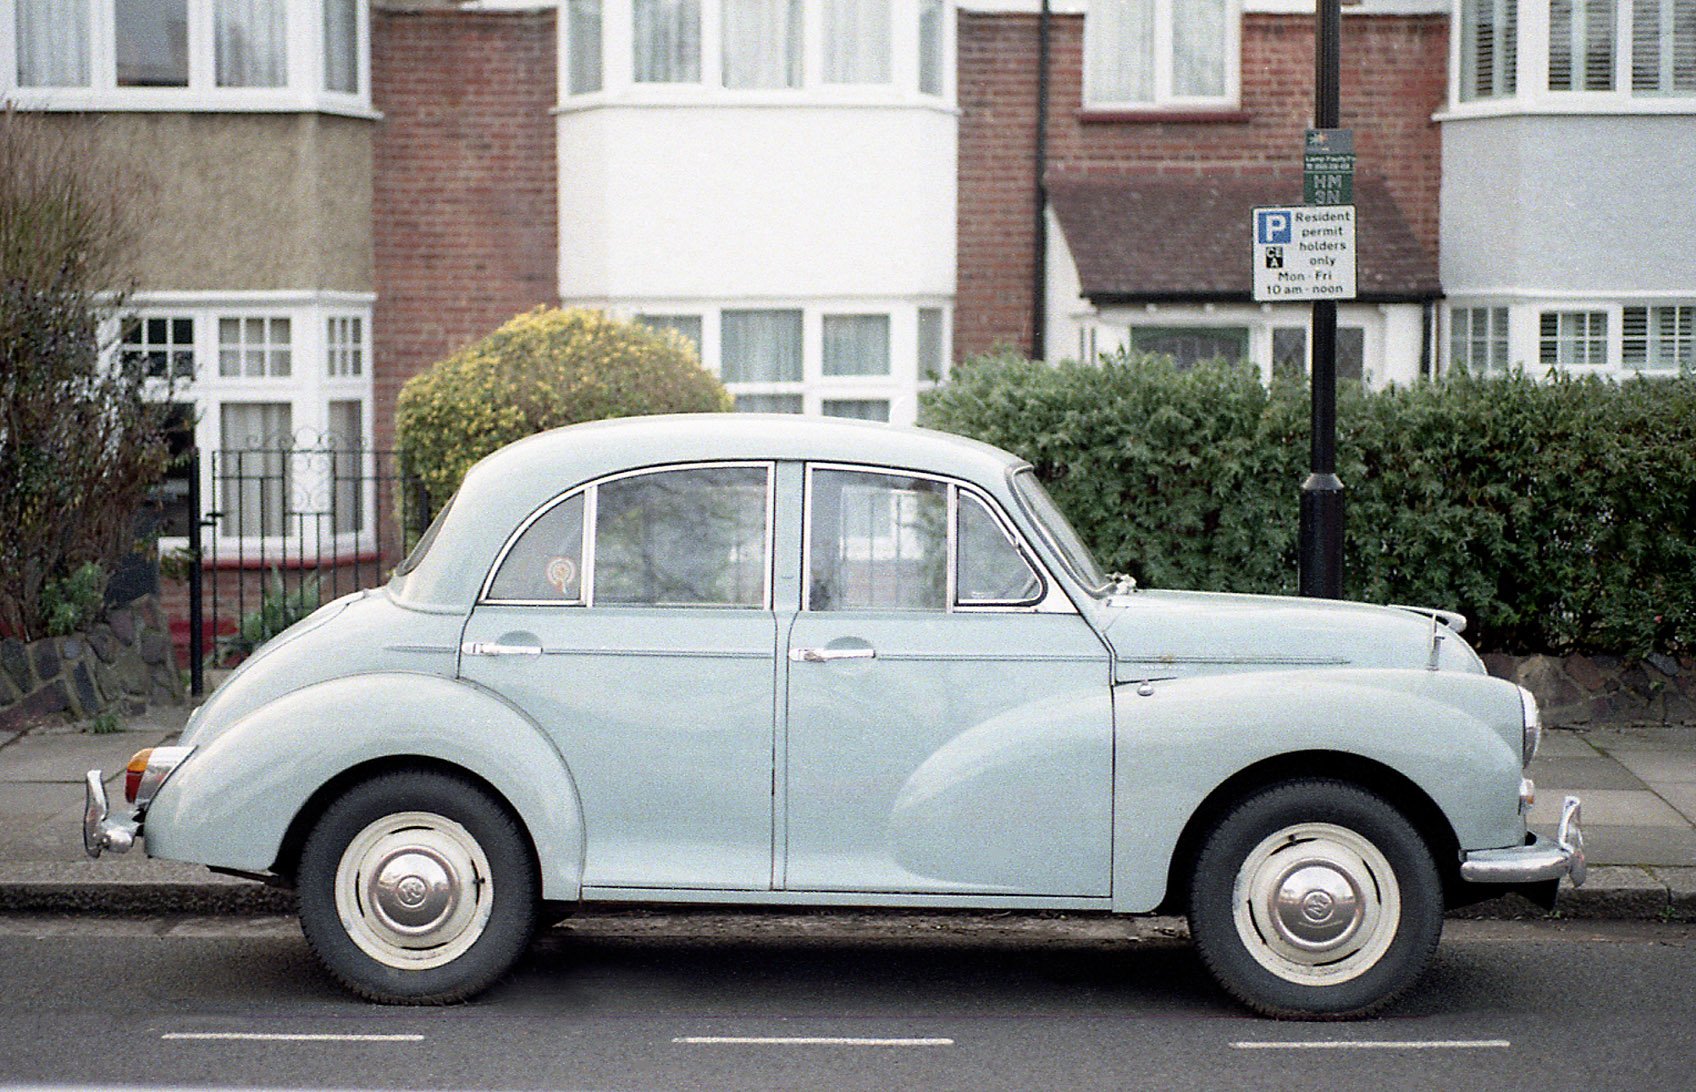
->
xmin=396 ymin=307 xmax=731 ymax=505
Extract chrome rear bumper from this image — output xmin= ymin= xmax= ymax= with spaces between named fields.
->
xmin=83 ymin=771 xmax=137 ymax=859
xmin=1459 ymin=795 xmax=1586 ymax=887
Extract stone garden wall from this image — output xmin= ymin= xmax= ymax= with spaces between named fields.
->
xmin=1485 ymin=653 xmax=1696 ymax=727
xmin=0 ymin=596 xmax=183 ymax=731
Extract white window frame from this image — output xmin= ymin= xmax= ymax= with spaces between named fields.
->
xmin=127 ymin=292 xmax=377 ymax=560
xmin=0 ymin=0 xmax=374 ymax=116
xmin=1443 ymin=296 xmax=1696 ymax=377
xmin=1449 ymin=303 xmax=1512 ymax=373
xmin=1081 ymin=0 xmax=1242 ymax=113
xmin=558 ymin=0 xmax=954 ymax=109
xmin=600 ymin=298 xmax=949 ymax=426
xmin=1445 ymin=0 xmax=1696 ymax=116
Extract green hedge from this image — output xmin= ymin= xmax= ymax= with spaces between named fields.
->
xmin=919 ymin=350 xmax=1696 ymax=657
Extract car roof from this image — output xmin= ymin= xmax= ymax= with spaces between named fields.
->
xmin=396 ymin=413 xmax=1031 ymax=611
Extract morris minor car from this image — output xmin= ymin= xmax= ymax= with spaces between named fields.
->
xmin=86 ymin=414 xmax=1584 ymax=1017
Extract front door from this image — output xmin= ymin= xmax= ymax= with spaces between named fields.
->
xmin=460 ymin=463 xmax=777 ymax=890
xmin=782 ymin=466 xmax=1114 ymax=897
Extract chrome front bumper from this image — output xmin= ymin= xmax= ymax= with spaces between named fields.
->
xmin=83 ymin=771 xmax=137 ymax=859
xmin=1459 ymin=795 xmax=1586 ymax=887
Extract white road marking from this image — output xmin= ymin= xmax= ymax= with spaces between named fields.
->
xmin=673 ymin=1036 xmax=954 ymax=1047
xmin=1232 ymin=1039 xmax=1510 ymax=1051
xmin=162 ymin=1033 xmax=424 ymax=1043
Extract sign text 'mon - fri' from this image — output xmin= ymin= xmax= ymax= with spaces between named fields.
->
xmin=1252 ymin=205 xmax=1357 ymax=302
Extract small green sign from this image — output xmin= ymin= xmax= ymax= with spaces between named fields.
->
xmin=1304 ymin=128 xmax=1355 ymax=207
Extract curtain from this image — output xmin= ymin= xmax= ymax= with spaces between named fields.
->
xmin=633 ymin=0 xmax=701 ymax=83
xmin=216 ymin=0 xmax=288 ymax=88
xmin=1086 ymin=0 xmax=1153 ymax=103
xmin=918 ymin=0 xmax=944 ymax=94
xmin=323 ymin=0 xmax=358 ymax=93
xmin=723 ymin=0 xmax=801 ymax=89
xmin=722 ymin=311 xmax=803 ymax=383
xmin=115 ymin=0 xmax=188 ymax=87
xmin=16 ymin=0 xmax=89 ymax=87
xmin=822 ymin=314 xmax=890 ymax=376
xmin=220 ymin=403 xmax=293 ymax=538
xmin=567 ymin=0 xmax=604 ymax=94
xmin=1173 ymin=0 xmax=1226 ymax=97
xmin=824 ymin=0 xmax=891 ymax=84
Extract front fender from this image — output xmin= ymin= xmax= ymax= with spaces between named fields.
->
xmin=143 ymin=672 xmax=587 ymax=901
xmin=1113 ymin=668 xmax=1526 ymax=912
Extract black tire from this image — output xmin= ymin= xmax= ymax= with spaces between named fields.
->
xmin=1187 ymin=779 xmax=1443 ymax=1020
xmin=297 ymin=769 xmax=539 ymax=1004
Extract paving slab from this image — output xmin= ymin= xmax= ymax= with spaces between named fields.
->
xmin=1534 ymin=730 xmax=1599 ymax=758
xmin=1586 ymin=726 xmax=1696 ymax=753
xmin=1655 ymin=784 xmax=1696 ymax=824
xmin=1609 ymin=750 xmax=1696 ymax=786
xmin=1562 ymin=825 xmax=1696 ymax=869
xmin=1528 ymin=755 xmax=1646 ymax=790
xmin=1529 ymin=788 xmax=1689 ymax=827
xmin=0 ymin=728 xmax=175 ymax=783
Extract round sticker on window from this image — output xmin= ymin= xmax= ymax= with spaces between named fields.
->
xmin=545 ymin=556 xmax=577 ymax=595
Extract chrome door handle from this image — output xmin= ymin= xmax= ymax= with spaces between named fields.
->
xmin=789 ymin=646 xmax=876 ymax=663
xmin=461 ymin=641 xmax=543 ymax=657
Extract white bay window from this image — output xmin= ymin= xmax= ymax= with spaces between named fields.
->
xmin=1453 ymin=0 xmax=1696 ymax=109
xmin=5 ymin=0 xmax=370 ymax=112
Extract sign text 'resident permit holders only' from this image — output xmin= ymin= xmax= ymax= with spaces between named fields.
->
xmin=1251 ymin=205 xmax=1357 ymax=302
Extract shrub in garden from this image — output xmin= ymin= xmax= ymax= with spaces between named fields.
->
xmin=920 ymin=350 xmax=1696 ymax=657
xmin=396 ymin=307 xmax=731 ymax=507
xmin=0 ymin=110 xmax=170 ymax=640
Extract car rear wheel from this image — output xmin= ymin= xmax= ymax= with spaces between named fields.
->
xmin=297 ymin=770 xmax=538 ymax=1004
xmin=1187 ymin=780 xmax=1443 ymax=1019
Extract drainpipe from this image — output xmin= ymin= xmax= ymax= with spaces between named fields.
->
xmin=1031 ymin=0 xmax=1052 ymax=362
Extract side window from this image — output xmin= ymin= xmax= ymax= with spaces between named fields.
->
xmin=487 ymin=493 xmax=586 ymax=601
xmin=956 ymin=493 xmax=1042 ymax=606
xmin=594 ymin=466 xmax=768 ymax=607
xmin=809 ymin=470 xmax=948 ymax=611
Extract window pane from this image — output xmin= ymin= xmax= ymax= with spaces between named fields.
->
xmin=918 ymin=307 xmax=945 ymax=378
xmin=724 ymin=0 xmax=801 ymax=88
xmin=219 ymin=403 xmax=292 ymax=537
xmin=1086 ymin=0 xmax=1153 ymax=103
xmin=116 ymin=0 xmax=188 ymax=87
xmin=324 ymin=0 xmax=359 ymax=93
xmin=957 ymin=494 xmax=1041 ymax=605
xmin=1632 ymin=0 xmax=1696 ymax=94
xmin=568 ymin=0 xmax=604 ymax=94
xmin=1173 ymin=0 xmax=1227 ymax=97
xmin=326 ymin=315 xmax=363 ymax=377
xmin=1337 ymin=326 xmax=1366 ymax=383
xmin=216 ymin=0 xmax=288 ymax=88
xmin=636 ymin=313 xmax=703 ymax=352
xmin=1540 ymin=310 xmax=1609 ymax=365
xmin=16 ymin=0 xmax=89 ymax=87
xmin=919 ymin=0 xmax=944 ymax=95
xmin=822 ymin=399 xmax=890 ymax=421
xmin=595 ymin=467 xmax=768 ymax=607
xmin=121 ymin=313 xmax=195 ymax=379
xmin=1461 ymin=0 xmax=1518 ymax=100
xmin=824 ymin=0 xmax=891 ymax=84
xmin=722 ymin=310 xmax=802 ymax=382
xmin=735 ymin=394 xmax=804 ymax=413
xmin=1130 ymin=326 xmax=1249 ymax=370
xmin=809 ymin=470 xmax=946 ymax=612
xmin=633 ymin=0 xmax=701 ymax=83
xmin=220 ymin=315 xmax=291 ymax=377
xmin=489 ymin=493 xmax=586 ymax=601
xmin=328 ymin=400 xmax=364 ymax=534
xmin=1550 ymin=0 xmax=1616 ymax=91
xmin=1272 ymin=326 xmax=1306 ymax=379
xmin=822 ymin=314 xmax=890 ymax=376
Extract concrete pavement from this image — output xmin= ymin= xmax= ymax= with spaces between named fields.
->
xmin=1 ymin=703 xmax=1693 ymax=921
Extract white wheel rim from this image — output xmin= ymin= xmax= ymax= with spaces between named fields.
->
xmin=1231 ymin=822 xmax=1400 ymax=987
xmin=334 ymin=811 xmax=494 ymax=971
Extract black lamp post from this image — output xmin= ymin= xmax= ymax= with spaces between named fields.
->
xmin=1299 ymin=0 xmax=1345 ymax=599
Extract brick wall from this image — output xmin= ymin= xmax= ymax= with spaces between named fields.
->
xmin=371 ymin=7 xmax=559 ymax=451
xmin=956 ymin=12 xmax=1447 ymax=359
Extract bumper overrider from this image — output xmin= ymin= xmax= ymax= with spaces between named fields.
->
xmin=1459 ymin=795 xmax=1587 ymax=888
xmin=82 ymin=746 xmax=195 ymax=859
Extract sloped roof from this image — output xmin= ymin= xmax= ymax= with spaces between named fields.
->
xmin=1048 ymin=172 xmax=1441 ymax=303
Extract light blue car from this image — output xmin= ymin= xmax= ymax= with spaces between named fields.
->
xmin=85 ymin=414 xmax=1583 ymax=1017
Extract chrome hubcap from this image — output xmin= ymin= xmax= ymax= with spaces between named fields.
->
xmin=1232 ymin=822 xmax=1400 ymax=986
xmin=335 ymin=812 xmax=493 ymax=971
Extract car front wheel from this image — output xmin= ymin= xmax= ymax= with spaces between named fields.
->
xmin=297 ymin=769 xmax=539 ymax=1004
xmin=1187 ymin=780 xmax=1443 ymax=1019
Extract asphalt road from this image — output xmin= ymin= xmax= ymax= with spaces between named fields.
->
xmin=1 ymin=913 xmax=1692 ymax=1091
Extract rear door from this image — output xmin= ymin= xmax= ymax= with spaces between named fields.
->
xmin=460 ymin=462 xmax=778 ymax=891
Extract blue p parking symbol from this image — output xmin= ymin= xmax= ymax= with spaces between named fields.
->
xmin=1257 ymin=210 xmax=1292 ymax=245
